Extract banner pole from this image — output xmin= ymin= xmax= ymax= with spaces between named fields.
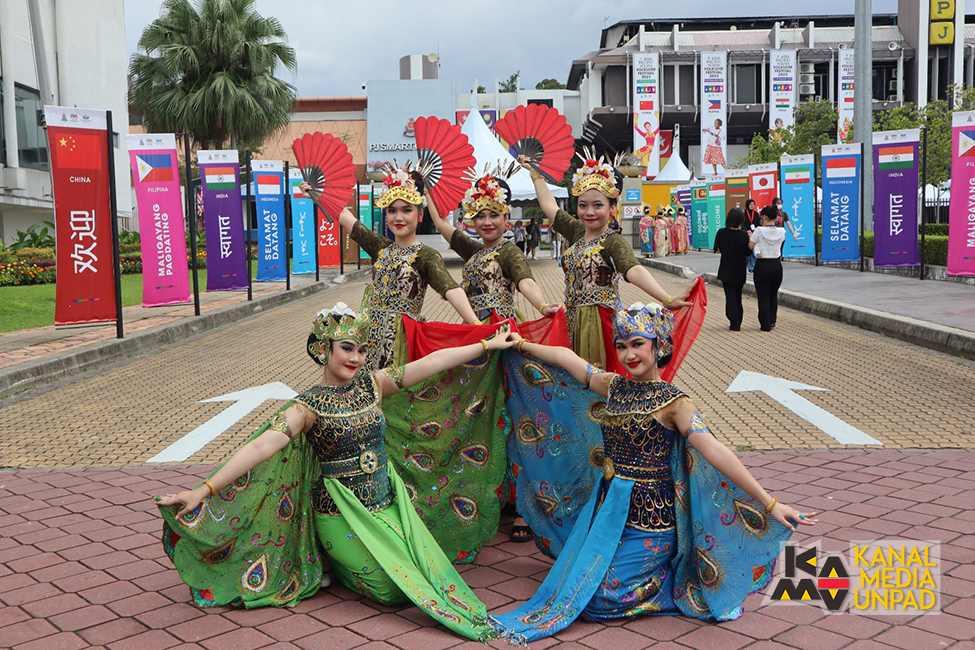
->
xmin=314 ymin=204 xmax=321 ymax=283
xmin=340 ymin=223 xmax=345 ymax=275
xmin=355 ymin=186 xmax=362 ymax=270
xmin=183 ymin=134 xmax=201 ymax=315
xmin=245 ymin=151 xmax=253 ymax=301
xmin=919 ymin=127 xmax=927 ymax=281
xmin=284 ymin=161 xmax=292 ymax=291
xmin=814 ymin=152 xmax=821 ymax=267
xmin=859 ymin=144 xmax=865 ymax=273
xmin=105 ymin=110 xmax=124 ymax=339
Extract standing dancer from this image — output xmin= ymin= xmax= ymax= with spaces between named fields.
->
xmin=493 ymin=306 xmax=816 ymax=642
xmin=653 ymin=207 xmax=672 ymax=258
xmin=519 ymin=152 xmax=690 ymax=375
xmin=673 ymin=205 xmax=690 ymax=254
xmin=156 ymin=296 xmax=517 ymax=641
xmin=427 ymin=164 xmax=563 ymax=322
xmin=639 ymin=206 xmax=655 ymax=258
xmin=302 ymin=167 xmax=478 ymax=371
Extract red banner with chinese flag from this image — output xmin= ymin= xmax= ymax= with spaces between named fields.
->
xmin=44 ymin=106 xmax=117 ymax=325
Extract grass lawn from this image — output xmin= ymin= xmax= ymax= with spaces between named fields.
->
xmin=0 ymin=267 xmax=259 ymax=333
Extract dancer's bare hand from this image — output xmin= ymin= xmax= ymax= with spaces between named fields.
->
xmin=156 ymin=486 xmax=209 ymax=519
xmin=541 ymin=302 xmax=564 ymax=316
xmin=485 ymin=324 xmax=517 ymax=350
xmin=771 ymin=502 xmax=818 ymax=532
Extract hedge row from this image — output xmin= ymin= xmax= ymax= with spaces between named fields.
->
xmin=813 ymin=230 xmax=948 ymax=266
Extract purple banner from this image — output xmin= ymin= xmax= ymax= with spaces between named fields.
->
xmin=873 ymin=130 xmax=920 ymax=267
xmin=198 ymin=150 xmax=248 ymax=291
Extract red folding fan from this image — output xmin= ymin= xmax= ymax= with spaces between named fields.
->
xmin=494 ymin=104 xmax=575 ymax=184
xmin=291 ymin=132 xmax=356 ymax=224
xmin=413 ymin=117 xmax=476 ymax=216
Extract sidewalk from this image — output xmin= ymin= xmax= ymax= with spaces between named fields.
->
xmin=641 ymin=250 xmax=975 ymax=358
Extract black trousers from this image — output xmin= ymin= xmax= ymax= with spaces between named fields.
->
xmin=722 ymin=281 xmax=744 ymax=330
xmin=753 ymin=258 xmax=783 ymax=331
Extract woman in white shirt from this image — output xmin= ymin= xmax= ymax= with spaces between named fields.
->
xmin=749 ymin=207 xmax=786 ymax=331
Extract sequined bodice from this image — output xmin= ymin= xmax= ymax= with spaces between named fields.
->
xmin=561 ymin=231 xmax=618 ymax=332
xmin=601 ymin=378 xmax=686 ymax=532
xmin=368 ymin=244 xmax=425 ymax=371
xmin=463 ymin=244 xmax=516 ymax=320
xmin=295 ymin=374 xmax=393 ymax=514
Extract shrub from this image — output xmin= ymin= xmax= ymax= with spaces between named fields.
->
xmin=0 ymin=261 xmax=57 ymax=286
xmin=924 ymin=223 xmax=949 ymax=237
xmin=119 ymin=243 xmax=142 ymax=255
xmin=120 ymin=256 xmax=143 ymax=274
xmin=14 ymin=247 xmax=55 ymax=262
xmin=118 ymin=230 xmax=141 ymax=245
xmin=8 ymin=221 xmax=56 ymax=250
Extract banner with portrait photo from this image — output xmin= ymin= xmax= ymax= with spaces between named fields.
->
xmin=700 ymin=51 xmax=728 ymax=174
xmin=198 ymin=150 xmax=248 ymax=290
xmin=837 ymin=48 xmax=855 ymax=144
xmin=769 ymin=50 xmax=797 ymax=136
xmin=633 ymin=51 xmax=661 ymax=176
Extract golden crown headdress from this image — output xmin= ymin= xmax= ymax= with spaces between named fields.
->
xmin=461 ymin=161 xmax=520 ymax=219
xmin=308 ymin=286 xmax=373 ymax=364
xmin=613 ymin=299 xmax=675 ymax=359
xmin=571 ymin=147 xmax=621 ymax=198
xmin=375 ymin=160 xmax=425 ymax=208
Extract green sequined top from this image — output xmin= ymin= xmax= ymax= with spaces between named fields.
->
xmin=553 ymin=209 xmax=640 ymax=332
xmin=293 ymin=367 xmax=404 ymax=516
xmin=351 ymin=221 xmax=459 ymax=370
xmin=450 ymin=230 xmax=533 ymax=321
xmin=601 ymin=377 xmax=687 ymax=532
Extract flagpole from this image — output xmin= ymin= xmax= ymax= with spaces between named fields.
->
xmin=245 ymin=150 xmax=253 ymax=301
xmin=284 ymin=160 xmax=292 ymax=291
xmin=814 ymin=151 xmax=821 ymax=267
xmin=106 ymin=110 xmax=124 ymax=339
xmin=183 ymin=133 xmax=201 ymax=316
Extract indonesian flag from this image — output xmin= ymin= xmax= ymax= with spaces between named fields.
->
xmin=826 ymin=157 xmax=857 ymax=178
xmin=784 ymin=167 xmax=811 ymax=184
xmin=256 ymin=174 xmax=280 ymax=195
xmin=751 ymin=172 xmax=776 ymax=190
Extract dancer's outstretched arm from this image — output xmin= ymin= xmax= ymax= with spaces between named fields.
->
xmin=425 ymin=194 xmax=456 ymax=244
xmin=510 ymin=333 xmax=616 ymax=398
xmin=516 ymin=155 xmax=558 ymax=220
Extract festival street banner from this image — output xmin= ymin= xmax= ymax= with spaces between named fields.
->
xmin=700 ymin=51 xmax=728 ymax=174
xmin=198 ymin=150 xmax=248 ymax=290
xmin=837 ymin=48 xmax=855 ymax=144
xmin=319 ymin=199 xmax=341 ymax=268
xmin=289 ymin=169 xmax=315 ymax=275
xmin=780 ymin=153 xmax=816 ymax=258
xmin=872 ymin=129 xmax=920 ymax=267
xmin=252 ymin=160 xmax=287 ymax=281
xmin=725 ymin=169 xmax=750 ymax=213
xmin=821 ymin=143 xmax=861 ymax=262
xmin=126 ymin=133 xmax=190 ymax=307
xmin=749 ymin=162 xmax=779 ymax=209
xmin=706 ymin=177 xmax=726 ymax=249
xmin=633 ymin=51 xmax=661 ymax=176
xmin=948 ymin=111 xmax=975 ymax=275
xmin=691 ymin=181 xmax=709 ymax=248
xmin=769 ymin=50 xmax=797 ymax=135
xmin=358 ymin=185 xmax=373 ymax=261
xmin=44 ymin=106 xmax=117 ymax=326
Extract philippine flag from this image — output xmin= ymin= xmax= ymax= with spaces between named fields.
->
xmin=135 ymin=153 xmax=174 ymax=183
xmin=959 ymin=129 xmax=975 ymax=158
xmin=709 ymin=99 xmax=722 ymax=110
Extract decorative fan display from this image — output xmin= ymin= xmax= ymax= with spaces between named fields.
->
xmin=291 ymin=132 xmax=356 ymax=224
xmin=413 ymin=117 xmax=476 ymax=217
xmin=494 ymin=104 xmax=575 ymax=184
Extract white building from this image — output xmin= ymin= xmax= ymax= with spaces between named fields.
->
xmin=0 ymin=0 xmax=132 ymax=245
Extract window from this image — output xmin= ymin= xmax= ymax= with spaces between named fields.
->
xmin=662 ymin=64 xmax=695 ymax=105
xmin=15 ymin=85 xmax=49 ymax=171
xmin=733 ymin=64 xmax=759 ymax=104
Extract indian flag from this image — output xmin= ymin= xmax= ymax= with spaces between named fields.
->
xmin=878 ymin=145 xmax=914 ymax=170
xmin=826 ymin=157 xmax=857 ymax=178
xmin=784 ymin=167 xmax=811 ymax=184
xmin=204 ymin=166 xmax=236 ymax=191
xmin=775 ymin=100 xmax=790 ymax=109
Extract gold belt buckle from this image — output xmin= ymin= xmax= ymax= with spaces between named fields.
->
xmin=359 ymin=451 xmax=379 ymax=474
xmin=603 ymin=458 xmax=615 ymax=480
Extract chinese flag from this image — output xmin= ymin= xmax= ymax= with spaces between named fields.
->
xmin=53 ymin=132 xmax=102 ymax=170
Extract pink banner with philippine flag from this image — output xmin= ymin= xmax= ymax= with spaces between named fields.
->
xmin=126 ymin=133 xmax=190 ymax=307
xmin=948 ymin=111 xmax=975 ymax=276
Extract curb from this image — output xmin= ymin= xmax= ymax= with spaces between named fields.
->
xmin=0 ymin=268 xmax=372 ymax=399
xmin=640 ymin=258 xmax=975 ymax=361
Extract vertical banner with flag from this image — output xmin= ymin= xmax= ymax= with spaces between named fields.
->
xmin=725 ymin=169 xmax=750 ymax=212
xmin=690 ymin=182 xmax=708 ymax=248
xmin=821 ymin=143 xmax=861 ymax=262
xmin=700 ymin=51 xmax=728 ymax=174
xmin=319 ymin=204 xmax=341 ymax=268
xmin=947 ymin=111 xmax=975 ymax=275
xmin=706 ymin=177 xmax=726 ymax=249
xmin=633 ymin=52 xmax=661 ymax=176
xmin=126 ymin=133 xmax=190 ymax=307
xmin=872 ymin=129 xmax=920 ymax=267
xmin=198 ymin=150 xmax=248 ymax=290
xmin=780 ymin=153 xmax=815 ymax=258
xmin=44 ymin=106 xmax=117 ymax=325
xmin=289 ymin=169 xmax=315 ymax=275
xmin=748 ymin=162 xmax=779 ymax=209
xmin=253 ymin=160 xmax=287 ymax=281
xmin=837 ymin=48 xmax=855 ymax=144
xmin=358 ymin=185 xmax=373 ymax=261
xmin=769 ymin=50 xmax=797 ymax=136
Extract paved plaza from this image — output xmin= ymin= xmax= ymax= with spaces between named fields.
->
xmin=1 ymin=249 xmax=974 ymax=648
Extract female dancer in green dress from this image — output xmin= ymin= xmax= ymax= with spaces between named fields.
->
xmin=427 ymin=164 xmax=563 ymax=323
xmin=156 ymin=297 xmax=516 ymax=641
xmin=518 ymin=154 xmax=691 ymax=375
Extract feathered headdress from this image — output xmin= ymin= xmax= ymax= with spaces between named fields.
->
xmin=375 ymin=161 xmax=425 ymax=209
xmin=460 ymin=161 xmax=520 ymax=219
xmin=571 ymin=147 xmax=621 ymax=199
xmin=613 ymin=300 xmax=675 ymax=359
xmin=308 ymin=286 xmax=373 ymax=364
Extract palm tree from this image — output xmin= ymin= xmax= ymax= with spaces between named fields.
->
xmin=129 ymin=0 xmax=297 ymax=151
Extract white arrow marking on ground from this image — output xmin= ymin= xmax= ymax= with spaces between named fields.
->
xmin=147 ymin=382 xmax=298 ymax=463
xmin=726 ymin=371 xmax=883 ymax=446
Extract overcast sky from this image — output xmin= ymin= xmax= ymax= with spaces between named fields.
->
xmin=124 ymin=0 xmax=902 ymax=97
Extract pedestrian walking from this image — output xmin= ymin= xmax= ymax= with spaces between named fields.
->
xmin=513 ymin=220 xmax=526 ymax=252
xmin=551 ymin=231 xmax=564 ymax=259
xmin=771 ymin=197 xmax=799 ymax=242
xmin=744 ymin=199 xmax=760 ymax=273
xmin=750 ymin=206 xmax=786 ymax=331
xmin=713 ymin=208 xmax=751 ymax=331
xmin=526 ymin=217 xmax=541 ymax=259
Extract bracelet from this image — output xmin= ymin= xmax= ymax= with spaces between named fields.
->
xmin=530 ymin=168 xmax=543 ymax=182
xmin=480 ymin=339 xmax=489 ymax=354
xmin=539 ymin=302 xmax=550 ymax=312
xmin=204 ymin=479 xmax=217 ymax=497
xmin=517 ymin=339 xmax=528 ymax=353
xmin=764 ymin=497 xmax=778 ymax=514
xmin=661 ymin=295 xmax=674 ymax=309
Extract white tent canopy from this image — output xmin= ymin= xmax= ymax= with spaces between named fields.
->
xmin=459 ymin=108 xmax=568 ymax=202
xmin=653 ymin=151 xmax=692 ymax=182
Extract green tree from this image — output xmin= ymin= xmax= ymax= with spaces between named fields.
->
xmin=918 ymin=85 xmax=975 ymax=186
xmin=129 ymin=0 xmax=297 ymax=151
xmin=499 ymin=71 xmax=520 ymax=93
xmin=535 ymin=78 xmax=566 ymax=90
xmin=472 ymin=84 xmax=487 ymax=93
